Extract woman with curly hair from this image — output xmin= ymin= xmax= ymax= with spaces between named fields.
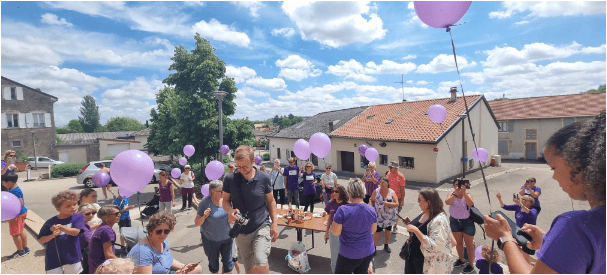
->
xmin=38 ymin=190 xmax=87 ymax=273
xmin=485 ymin=113 xmax=606 ymax=274
xmin=128 ymin=212 xmax=202 ymax=274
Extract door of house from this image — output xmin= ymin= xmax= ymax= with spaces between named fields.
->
xmin=340 ymin=151 xmax=355 ymax=172
xmin=525 ymin=142 xmax=537 ymax=160
xmin=311 ymin=154 xmax=318 ymax=167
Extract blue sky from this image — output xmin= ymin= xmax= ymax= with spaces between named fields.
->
xmin=2 ymin=1 xmax=605 ymax=126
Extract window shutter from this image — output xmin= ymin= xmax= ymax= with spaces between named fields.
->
xmin=1 ymin=113 xmax=7 ymax=129
xmin=508 ymin=121 xmax=514 ymax=132
xmin=19 ymin=113 xmax=26 ymax=128
xmin=45 ymin=113 xmax=52 ymax=127
xmin=25 ymin=113 xmax=33 ymax=128
xmin=3 ymin=87 xmax=10 ymax=100
xmin=16 ymin=87 xmax=23 ymax=100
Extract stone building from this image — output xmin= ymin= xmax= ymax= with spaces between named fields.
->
xmin=1 ymin=76 xmax=58 ymax=161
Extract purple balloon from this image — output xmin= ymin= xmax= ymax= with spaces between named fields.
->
xmin=118 ymin=187 xmax=134 ymax=198
xmin=179 ymin=157 xmax=187 ymax=166
xmin=220 ymin=145 xmax=230 ymax=155
xmin=472 ymin=148 xmax=489 ymax=162
xmin=475 ymin=246 xmax=484 ymax=261
xmin=205 ymin=160 xmax=224 ymax=181
xmin=254 ymin=156 xmax=262 ymax=166
xmin=1 ymin=191 xmax=21 ymax=221
xmin=414 ymin=1 xmax=472 ymax=28
xmin=365 ymin=147 xmax=379 ymax=162
xmin=358 ymin=144 xmax=368 ymax=156
xmin=171 ymin=168 xmax=182 ymax=179
xmin=428 ymin=104 xmax=447 ymax=124
xmin=201 ymin=184 xmax=210 ymax=197
xmin=92 ymin=171 xmax=111 ymax=187
xmin=293 ymin=139 xmax=311 ymax=160
xmin=183 ymin=145 xmax=195 ymax=157
xmin=310 ymin=132 xmax=331 ymax=159
xmin=110 ymin=150 xmax=154 ymax=194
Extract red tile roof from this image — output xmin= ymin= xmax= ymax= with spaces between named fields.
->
xmin=489 ymin=93 xmax=606 ymax=120
xmin=331 ymin=95 xmax=484 ymax=142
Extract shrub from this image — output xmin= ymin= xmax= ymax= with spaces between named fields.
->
xmin=262 ymin=153 xmax=270 ymax=161
xmin=51 ymin=162 xmax=86 ymax=178
xmin=15 ymin=149 xmax=29 ymax=162
xmin=102 ymin=155 xmax=115 ymax=160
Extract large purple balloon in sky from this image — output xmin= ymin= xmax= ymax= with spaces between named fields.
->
xmin=428 ymin=104 xmax=447 ymax=124
xmin=205 ymin=160 xmax=224 ymax=181
xmin=309 ymin=132 xmax=331 ymax=159
xmin=92 ymin=171 xmax=111 ymax=187
xmin=293 ymin=139 xmax=311 ymax=161
xmin=183 ymin=145 xmax=195 ymax=157
xmin=414 ymin=1 xmax=472 ymax=28
xmin=110 ymin=150 xmax=154 ymax=194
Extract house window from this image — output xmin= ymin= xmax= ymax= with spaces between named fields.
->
xmin=379 ymin=154 xmax=388 ymax=166
xmin=277 ymin=148 xmax=281 ymax=160
xmin=11 ymin=140 xmax=22 ymax=148
xmin=526 ymin=129 xmax=537 ymax=140
xmin=33 ymin=113 xmax=45 ymax=127
xmin=498 ymin=121 xmax=508 ymax=132
xmin=7 ymin=114 xmax=19 ymax=128
xmin=399 ymin=156 xmax=414 ymax=169
xmin=10 ymin=87 xmax=16 ymax=100
xmin=498 ymin=139 xmax=509 ymax=154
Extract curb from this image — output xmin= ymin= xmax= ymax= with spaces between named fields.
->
xmin=23 ymin=210 xmax=45 ymax=238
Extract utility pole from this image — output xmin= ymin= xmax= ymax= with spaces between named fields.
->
xmin=395 ymin=74 xmax=405 ymax=102
xmin=214 ymin=91 xmax=228 ymax=163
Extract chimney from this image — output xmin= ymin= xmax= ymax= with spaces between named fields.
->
xmin=329 ymin=121 xmax=334 ymax=132
xmin=449 ymin=87 xmax=458 ymax=102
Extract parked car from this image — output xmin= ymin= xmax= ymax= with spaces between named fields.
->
xmin=77 ymin=160 xmax=113 ymax=188
xmin=151 ymin=163 xmax=171 ymax=183
xmin=28 ymin=157 xmax=64 ymax=169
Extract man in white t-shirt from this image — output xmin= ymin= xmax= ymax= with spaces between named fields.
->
xmin=180 ymin=165 xmax=195 ymax=211
xmin=320 ymin=164 xmax=338 ymax=205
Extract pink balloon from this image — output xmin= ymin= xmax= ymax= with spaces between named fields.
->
xmin=310 ymin=132 xmax=331 ymax=159
xmin=472 ymin=148 xmax=489 ymax=162
xmin=365 ymin=148 xmax=379 ymax=162
xmin=110 ymin=150 xmax=154 ymax=194
xmin=254 ymin=156 xmax=262 ymax=166
xmin=183 ymin=145 xmax=195 ymax=157
xmin=220 ymin=145 xmax=230 ymax=155
xmin=414 ymin=1 xmax=472 ymax=28
xmin=428 ymin=104 xmax=447 ymax=124
xmin=293 ymin=139 xmax=311 ymax=160
xmin=92 ymin=171 xmax=111 ymax=187
xmin=1 ymin=191 xmax=21 ymax=221
xmin=358 ymin=144 xmax=368 ymax=156
xmin=205 ymin=160 xmax=224 ymax=181
xmin=201 ymin=184 xmax=210 ymax=197
xmin=171 ymin=168 xmax=181 ymax=179
xmin=179 ymin=157 xmax=187 ymax=166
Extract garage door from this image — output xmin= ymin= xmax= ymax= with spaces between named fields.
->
xmin=108 ymin=143 xmax=130 ymax=157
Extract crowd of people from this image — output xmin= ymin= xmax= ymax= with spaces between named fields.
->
xmin=1 ymin=113 xmax=604 ymax=274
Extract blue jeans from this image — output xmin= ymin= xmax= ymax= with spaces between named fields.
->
xmin=322 ymin=188 xmax=334 ymax=205
xmin=201 ymin=235 xmax=233 ymax=273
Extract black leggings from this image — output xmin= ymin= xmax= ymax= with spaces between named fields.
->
xmin=273 ymin=189 xmax=286 ymax=205
xmin=303 ymin=194 xmax=315 ymax=213
xmin=334 ymin=253 xmax=374 ymax=274
xmin=182 ymin=192 xmax=192 ymax=208
xmin=404 ymin=257 xmax=424 ymax=274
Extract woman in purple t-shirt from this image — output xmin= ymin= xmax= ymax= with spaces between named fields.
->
xmin=1 ymin=150 xmax=17 ymax=175
xmin=332 ymin=178 xmax=377 ymax=274
xmin=299 ymin=162 xmax=318 ymax=213
xmin=78 ymin=203 xmax=97 ymax=274
xmin=518 ymin=177 xmax=542 ymax=214
xmin=324 ymin=185 xmax=349 ymax=273
xmin=362 ymin=162 xmax=380 ymax=204
xmin=89 ymin=205 xmax=121 ymax=274
xmin=158 ymin=170 xmax=175 ymax=213
xmin=485 ymin=116 xmax=606 ymax=274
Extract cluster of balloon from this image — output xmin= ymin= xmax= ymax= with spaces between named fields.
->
xmin=171 ymin=168 xmax=182 ymax=179
xmin=220 ymin=145 xmax=230 ymax=155
xmin=110 ymin=150 xmax=155 ymax=198
xmin=201 ymin=184 xmax=210 ymax=197
xmin=92 ymin=171 xmax=111 ymax=187
xmin=205 ymin=160 xmax=224 ymax=182
xmin=428 ymin=104 xmax=447 ymax=124
xmin=309 ymin=133 xmax=331 ymax=159
xmin=414 ymin=1 xmax=472 ymax=29
xmin=183 ymin=145 xmax=195 ymax=157
xmin=179 ymin=157 xmax=187 ymax=166
xmin=358 ymin=144 xmax=368 ymax=156
xmin=1 ymin=191 xmax=21 ymax=221
xmin=254 ymin=156 xmax=263 ymax=166
xmin=472 ymin=148 xmax=489 ymax=162
xmin=293 ymin=139 xmax=311 ymax=160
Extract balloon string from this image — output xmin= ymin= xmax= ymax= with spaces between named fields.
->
xmin=440 ymin=123 xmax=454 ymax=160
xmin=447 ymin=27 xmax=492 ymax=213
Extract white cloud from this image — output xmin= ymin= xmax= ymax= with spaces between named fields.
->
xmin=489 ymin=1 xmax=606 ymax=19
xmin=327 ymin=59 xmax=416 ymax=82
xmin=1 ymin=37 xmax=64 ymax=66
xmin=406 ymin=80 xmax=413 ymax=84
xmin=403 ymin=54 xmax=417 ymax=60
xmin=275 ymin=55 xmax=322 ymax=81
xmin=245 ymin=77 xmax=287 ymax=90
xmin=225 ymin=66 xmax=257 ymax=84
xmin=281 ymin=1 xmax=387 ymax=47
xmin=192 ymin=19 xmax=250 ymax=47
xmin=41 ymin=13 xmax=73 ymax=27
xmin=482 ymin=42 xmax=605 ymax=68
xmin=581 ymin=44 xmax=607 ymax=54
xmin=416 ymin=54 xmax=476 ymax=73
xmin=417 ymin=80 xmax=431 ymax=85
xmin=365 ymin=60 xmax=416 ymax=75
xmin=271 ymin=27 xmax=295 ymax=38
xmin=83 ymin=48 xmax=172 ymax=67
xmin=102 ymin=77 xmax=165 ymax=100
xmin=515 ymin=21 xmax=529 ymax=25
xmin=231 ymin=1 xmax=264 ymax=17
xmin=238 ymin=86 xmax=270 ymax=98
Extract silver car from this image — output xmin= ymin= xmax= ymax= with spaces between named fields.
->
xmin=28 ymin=157 xmax=64 ymax=169
xmin=77 ymin=161 xmax=169 ymax=188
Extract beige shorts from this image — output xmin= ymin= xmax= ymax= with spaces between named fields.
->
xmin=235 ymin=223 xmax=272 ymax=271
xmin=46 ymin=262 xmax=82 ymax=274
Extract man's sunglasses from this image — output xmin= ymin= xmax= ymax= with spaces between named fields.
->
xmin=155 ymin=229 xmax=171 ymax=235
xmin=85 ymin=211 xmax=98 ymax=216
xmin=109 ymin=212 xmax=121 ymax=216
xmin=325 ymin=168 xmax=331 ymax=170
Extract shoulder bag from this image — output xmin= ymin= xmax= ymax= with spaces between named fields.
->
xmin=399 ymin=213 xmax=424 ymax=260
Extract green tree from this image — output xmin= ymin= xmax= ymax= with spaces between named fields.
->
xmin=146 ymin=34 xmax=254 ymax=166
xmin=580 ymin=84 xmax=606 ymax=94
xmin=56 ymin=119 xmax=84 ymax=134
xmin=280 ymin=117 xmax=292 ymax=129
xmin=145 ymin=120 xmax=149 ymax=128
xmin=95 ymin=125 xmax=108 ymax=132
xmin=105 ymin=117 xmax=145 ymax=132
xmin=78 ymin=95 xmax=101 ymax=133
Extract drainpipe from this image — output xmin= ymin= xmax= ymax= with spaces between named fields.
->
xmin=461 ymin=115 xmax=466 ymax=178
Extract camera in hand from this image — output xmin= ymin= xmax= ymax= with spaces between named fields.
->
xmin=229 ymin=213 xmax=250 ymax=238
xmin=455 ymin=178 xmax=470 ymax=189
xmin=490 ymin=211 xmax=535 ymax=255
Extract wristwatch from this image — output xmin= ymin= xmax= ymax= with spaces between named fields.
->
xmin=497 ymin=236 xmax=516 ymax=250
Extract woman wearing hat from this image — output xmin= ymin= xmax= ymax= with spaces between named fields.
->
xmin=180 ymin=165 xmax=195 ymax=211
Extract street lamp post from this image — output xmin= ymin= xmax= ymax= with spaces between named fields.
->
xmin=459 ymin=114 xmax=467 ymax=178
xmin=214 ymin=91 xmax=228 ymax=163
xmin=30 ymin=131 xmax=38 ymax=170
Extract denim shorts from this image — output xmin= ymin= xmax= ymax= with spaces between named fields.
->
xmin=449 ymin=216 xmax=476 ymax=236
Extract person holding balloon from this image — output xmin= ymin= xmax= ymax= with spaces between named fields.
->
xmin=270 ymin=159 xmax=286 ymax=209
xmin=180 ymin=165 xmax=196 ymax=211
xmin=2 ymin=172 xmax=30 ymax=259
xmin=158 ymin=170 xmax=176 ymax=213
xmin=98 ymin=163 xmax=114 ymax=200
xmin=300 ymin=162 xmax=318 ymax=213
xmin=114 ymin=193 xmax=135 ymax=246
xmin=362 ymin=162 xmax=380 ymax=204
xmin=1 ymin=150 xmax=17 ymax=175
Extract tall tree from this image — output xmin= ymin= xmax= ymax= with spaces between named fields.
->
xmin=56 ymin=119 xmax=84 ymax=134
xmin=78 ymin=95 xmax=100 ymax=133
xmin=105 ymin=117 xmax=145 ymax=132
xmin=146 ymin=34 xmax=254 ymax=165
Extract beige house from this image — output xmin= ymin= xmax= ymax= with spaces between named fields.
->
xmin=330 ymin=92 xmax=499 ymax=184
xmin=55 ymin=131 xmax=137 ymax=163
xmin=489 ymin=93 xmax=606 ymax=160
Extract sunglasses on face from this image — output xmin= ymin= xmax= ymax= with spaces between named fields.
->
xmin=8 ymin=155 xmax=15 ymax=157
xmin=306 ymin=166 xmax=311 ymax=168
xmin=155 ymin=229 xmax=171 ymax=235
xmin=160 ymin=174 xmax=167 ymax=177
xmin=326 ymin=168 xmax=331 ymax=170
xmin=109 ymin=212 xmax=121 ymax=217
xmin=85 ymin=211 xmax=98 ymax=216
xmin=289 ymin=161 xmax=294 ymax=164
xmin=185 ymin=168 xmax=190 ymax=170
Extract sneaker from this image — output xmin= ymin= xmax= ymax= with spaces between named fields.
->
xmin=453 ymin=259 xmax=466 ymax=268
xmin=7 ymin=250 xmax=26 ymax=259
xmin=393 ymin=225 xmax=398 ymax=233
xmin=384 ymin=244 xmax=391 ymax=253
xmin=180 ymin=208 xmax=186 ymax=211
xmin=462 ymin=264 xmax=475 ymax=274
xmin=187 ymin=207 xmax=192 ymax=211
xmin=22 ymin=247 xmax=30 ymax=255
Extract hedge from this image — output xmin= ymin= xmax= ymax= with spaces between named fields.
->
xmin=51 ymin=162 xmax=86 ymax=178
xmin=262 ymin=153 xmax=270 ymax=161
xmin=102 ymin=155 xmax=115 ymax=160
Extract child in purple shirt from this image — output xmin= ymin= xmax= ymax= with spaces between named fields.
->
xmin=89 ymin=205 xmax=121 ymax=274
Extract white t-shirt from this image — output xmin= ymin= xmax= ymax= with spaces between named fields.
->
xmin=180 ymin=172 xmax=195 ymax=189
xmin=270 ymin=168 xmax=285 ymax=190
xmin=88 ymin=203 xmax=102 ymax=227
xmin=321 ymin=172 xmax=338 ymax=188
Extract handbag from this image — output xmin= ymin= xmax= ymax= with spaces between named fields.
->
xmin=468 ymin=205 xmax=484 ymax=225
xmin=398 ymin=213 xmax=424 ymax=261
